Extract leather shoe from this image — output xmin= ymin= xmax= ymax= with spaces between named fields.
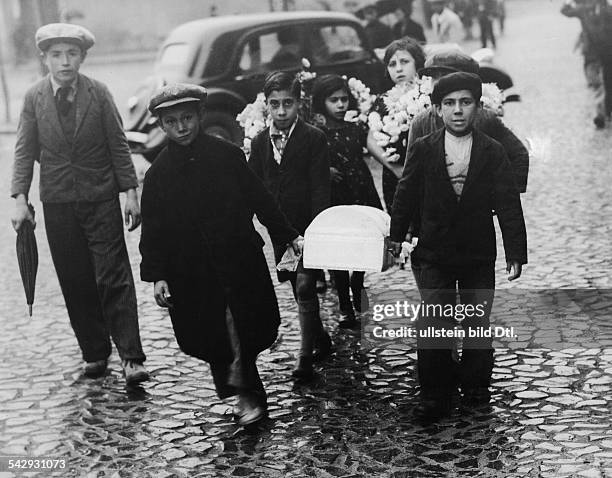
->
xmin=292 ymin=355 xmax=314 ymax=380
xmin=313 ymin=331 xmax=332 ymax=362
xmin=83 ymin=359 xmax=107 ymax=378
xmin=462 ymin=386 xmax=491 ymax=406
xmin=413 ymin=397 xmax=452 ymax=421
xmin=236 ymin=394 xmax=267 ymax=426
xmin=122 ymin=360 xmax=150 ymax=385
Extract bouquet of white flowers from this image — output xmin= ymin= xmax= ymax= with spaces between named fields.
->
xmin=343 ymin=77 xmax=376 ymax=124
xmin=367 ymin=77 xmax=433 ymax=162
xmin=236 ymin=92 xmax=269 ymax=154
xmin=481 ymin=82 xmax=504 ymax=116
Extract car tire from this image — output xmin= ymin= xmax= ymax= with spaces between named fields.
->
xmin=201 ymin=111 xmax=243 ymax=145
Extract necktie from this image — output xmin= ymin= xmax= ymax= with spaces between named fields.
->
xmin=57 ymin=87 xmax=71 ymax=116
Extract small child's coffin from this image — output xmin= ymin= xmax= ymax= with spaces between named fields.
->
xmin=303 ymin=205 xmax=394 ymax=272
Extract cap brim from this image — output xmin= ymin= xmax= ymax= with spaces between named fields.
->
xmin=37 ymin=37 xmax=90 ymax=51
xmin=418 ymin=65 xmax=460 ymax=77
xmin=153 ymin=97 xmax=203 ymax=111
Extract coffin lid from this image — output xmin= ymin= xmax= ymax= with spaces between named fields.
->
xmin=305 ymin=205 xmax=390 ymax=238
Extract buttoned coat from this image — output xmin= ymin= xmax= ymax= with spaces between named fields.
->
xmin=11 ymin=73 xmax=137 ymax=202
xmin=390 ymin=128 xmax=527 ymax=267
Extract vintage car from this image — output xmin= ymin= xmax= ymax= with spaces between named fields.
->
xmin=125 ymin=11 xmax=387 ymax=161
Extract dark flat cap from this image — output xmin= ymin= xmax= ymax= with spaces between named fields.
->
xmin=431 ymin=72 xmax=482 ymax=105
xmin=419 ymin=51 xmax=480 ymax=78
xmin=36 ymin=23 xmax=95 ymax=51
xmin=148 ymin=83 xmax=208 ymax=114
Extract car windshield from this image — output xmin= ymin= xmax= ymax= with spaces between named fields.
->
xmin=156 ymin=42 xmax=208 ymax=82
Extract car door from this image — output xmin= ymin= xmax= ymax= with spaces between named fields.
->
xmin=304 ymin=21 xmax=385 ymax=94
xmin=230 ymin=24 xmax=306 ymax=104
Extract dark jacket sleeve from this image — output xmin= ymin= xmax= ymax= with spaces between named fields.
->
xmin=139 ymin=168 xmax=169 ymax=283
xmin=479 ymin=109 xmax=529 ymax=193
xmin=11 ymin=88 xmax=39 ymax=198
xmin=491 ymin=144 xmax=528 ymax=265
xmin=309 ymin=129 xmax=331 ymax=218
xmin=232 ymin=149 xmax=299 ymax=245
xmin=99 ymin=82 xmax=138 ymax=192
xmin=247 ymin=134 xmax=264 ymax=180
xmin=390 ymin=141 xmax=423 ymax=242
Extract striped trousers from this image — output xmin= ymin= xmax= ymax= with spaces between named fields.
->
xmin=43 ymin=198 xmax=146 ymax=363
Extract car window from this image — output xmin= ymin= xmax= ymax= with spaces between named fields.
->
xmin=159 ymin=43 xmax=190 ymax=68
xmin=310 ymin=25 xmax=370 ymax=65
xmin=238 ymin=27 xmax=304 ymax=73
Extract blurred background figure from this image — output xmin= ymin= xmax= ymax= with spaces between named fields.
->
xmin=497 ymin=0 xmax=506 ymax=34
xmin=452 ymin=0 xmax=476 ymax=40
xmin=393 ymin=0 xmax=426 ymax=42
xmin=477 ymin=0 xmax=497 ymax=48
xmin=429 ymin=0 xmax=463 ymax=43
xmin=363 ymin=4 xmax=395 ymax=48
xmin=561 ymin=0 xmax=612 ymax=128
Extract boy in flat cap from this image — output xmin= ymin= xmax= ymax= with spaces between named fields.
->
xmin=10 ymin=23 xmax=148 ymax=384
xmin=390 ymin=72 xmax=527 ymax=420
xmin=140 ymin=83 xmax=302 ymax=426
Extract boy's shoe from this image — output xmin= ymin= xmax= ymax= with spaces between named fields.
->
xmin=462 ymin=386 xmax=491 ymax=406
xmin=338 ymin=312 xmax=359 ymax=329
xmin=316 ymin=279 xmax=327 ymax=293
xmin=237 ymin=394 xmax=267 ymax=426
xmin=291 ymin=355 xmax=314 ymax=380
xmin=352 ymin=287 xmax=369 ymax=313
xmin=413 ymin=396 xmax=452 ymax=421
xmin=594 ymin=115 xmax=606 ymax=129
xmin=122 ymin=360 xmax=150 ymax=385
xmin=313 ymin=330 xmax=332 ymax=362
xmin=83 ymin=359 xmax=107 ymax=378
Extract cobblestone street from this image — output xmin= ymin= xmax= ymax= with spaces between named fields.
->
xmin=1 ymin=1 xmax=612 ymax=476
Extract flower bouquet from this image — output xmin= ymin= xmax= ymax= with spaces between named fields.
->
xmin=236 ymin=92 xmax=269 ymax=154
xmin=367 ymin=77 xmax=433 ymax=162
xmin=343 ymin=77 xmax=376 ymax=124
xmin=481 ymin=82 xmax=504 ymax=116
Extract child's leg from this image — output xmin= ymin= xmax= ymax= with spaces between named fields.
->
xmin=292 ymin=265 xmax=321 ymax=378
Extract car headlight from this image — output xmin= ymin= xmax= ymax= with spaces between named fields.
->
xmin=127 ymin=96 xmax=139 ymax=110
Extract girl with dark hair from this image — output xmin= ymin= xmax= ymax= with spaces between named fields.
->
xmin=367 ymin=38 xmax=425 ymax=214
xmin=312 ymin=74 xmax=382 ymax=328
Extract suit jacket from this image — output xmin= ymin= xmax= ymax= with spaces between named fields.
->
xmin=11 ymin=73 xmax=137 ymax=203
xmin=391 ymin=128 xmax=527 ymax=266
xmin=407 ymin=107 xmax=529 ymax=193
xmin=248 ymin=118 xmax=331 ymax=238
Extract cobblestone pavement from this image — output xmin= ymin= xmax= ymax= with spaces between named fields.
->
xmin=1 ymin=1 xmax=612 ymax=477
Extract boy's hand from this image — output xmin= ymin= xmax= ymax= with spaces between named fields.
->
xmin=506 ymin=261 xmax=522 ymax=281
xmin=124 ymin=188 xmax=142 ymax=231
xmin=11 ymin=196 xmax=35 ymax=232
xmin=154 ymin=280 xmax=173 ymax=308
xmin=291 ymin=235 xmax=304 ymax=256
xmin=330 ymin=167 xmax=343 ymax=183
xmin=387 ymin=240 xmax=402 ymax=257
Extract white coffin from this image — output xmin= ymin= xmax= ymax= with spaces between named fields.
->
xmin=303 ymin=205 xmax=393 ymax=272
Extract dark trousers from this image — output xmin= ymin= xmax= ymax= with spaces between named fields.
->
xmin=331 ymin=270 xmax=364 ymax=313
xmin=478 ymin=15 xmax=496 ymax=48
xmin=43 ymin=199 xmax=145 ymax=363
xmin=415 ymin=261 xmax=495 ymax=398
xmin=600 ymin=57 xmax=612 ymax=116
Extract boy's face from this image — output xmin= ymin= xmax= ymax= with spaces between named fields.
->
xmin=436 ymin=89 xmax=478 ymax=136
xmin=43 ymin=42 xmax=85 ymax=86
xmin=266 ymin=90 xmax=299 ymax=130
xmin=159 ymin=103 xmax=201 ymax=146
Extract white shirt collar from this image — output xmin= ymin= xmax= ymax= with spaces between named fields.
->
xmin=49 ymin=75 xmax=78 ymax=97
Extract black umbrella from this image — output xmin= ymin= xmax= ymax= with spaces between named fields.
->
xmin=16 ymin=205 xmax=38 ymax=317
